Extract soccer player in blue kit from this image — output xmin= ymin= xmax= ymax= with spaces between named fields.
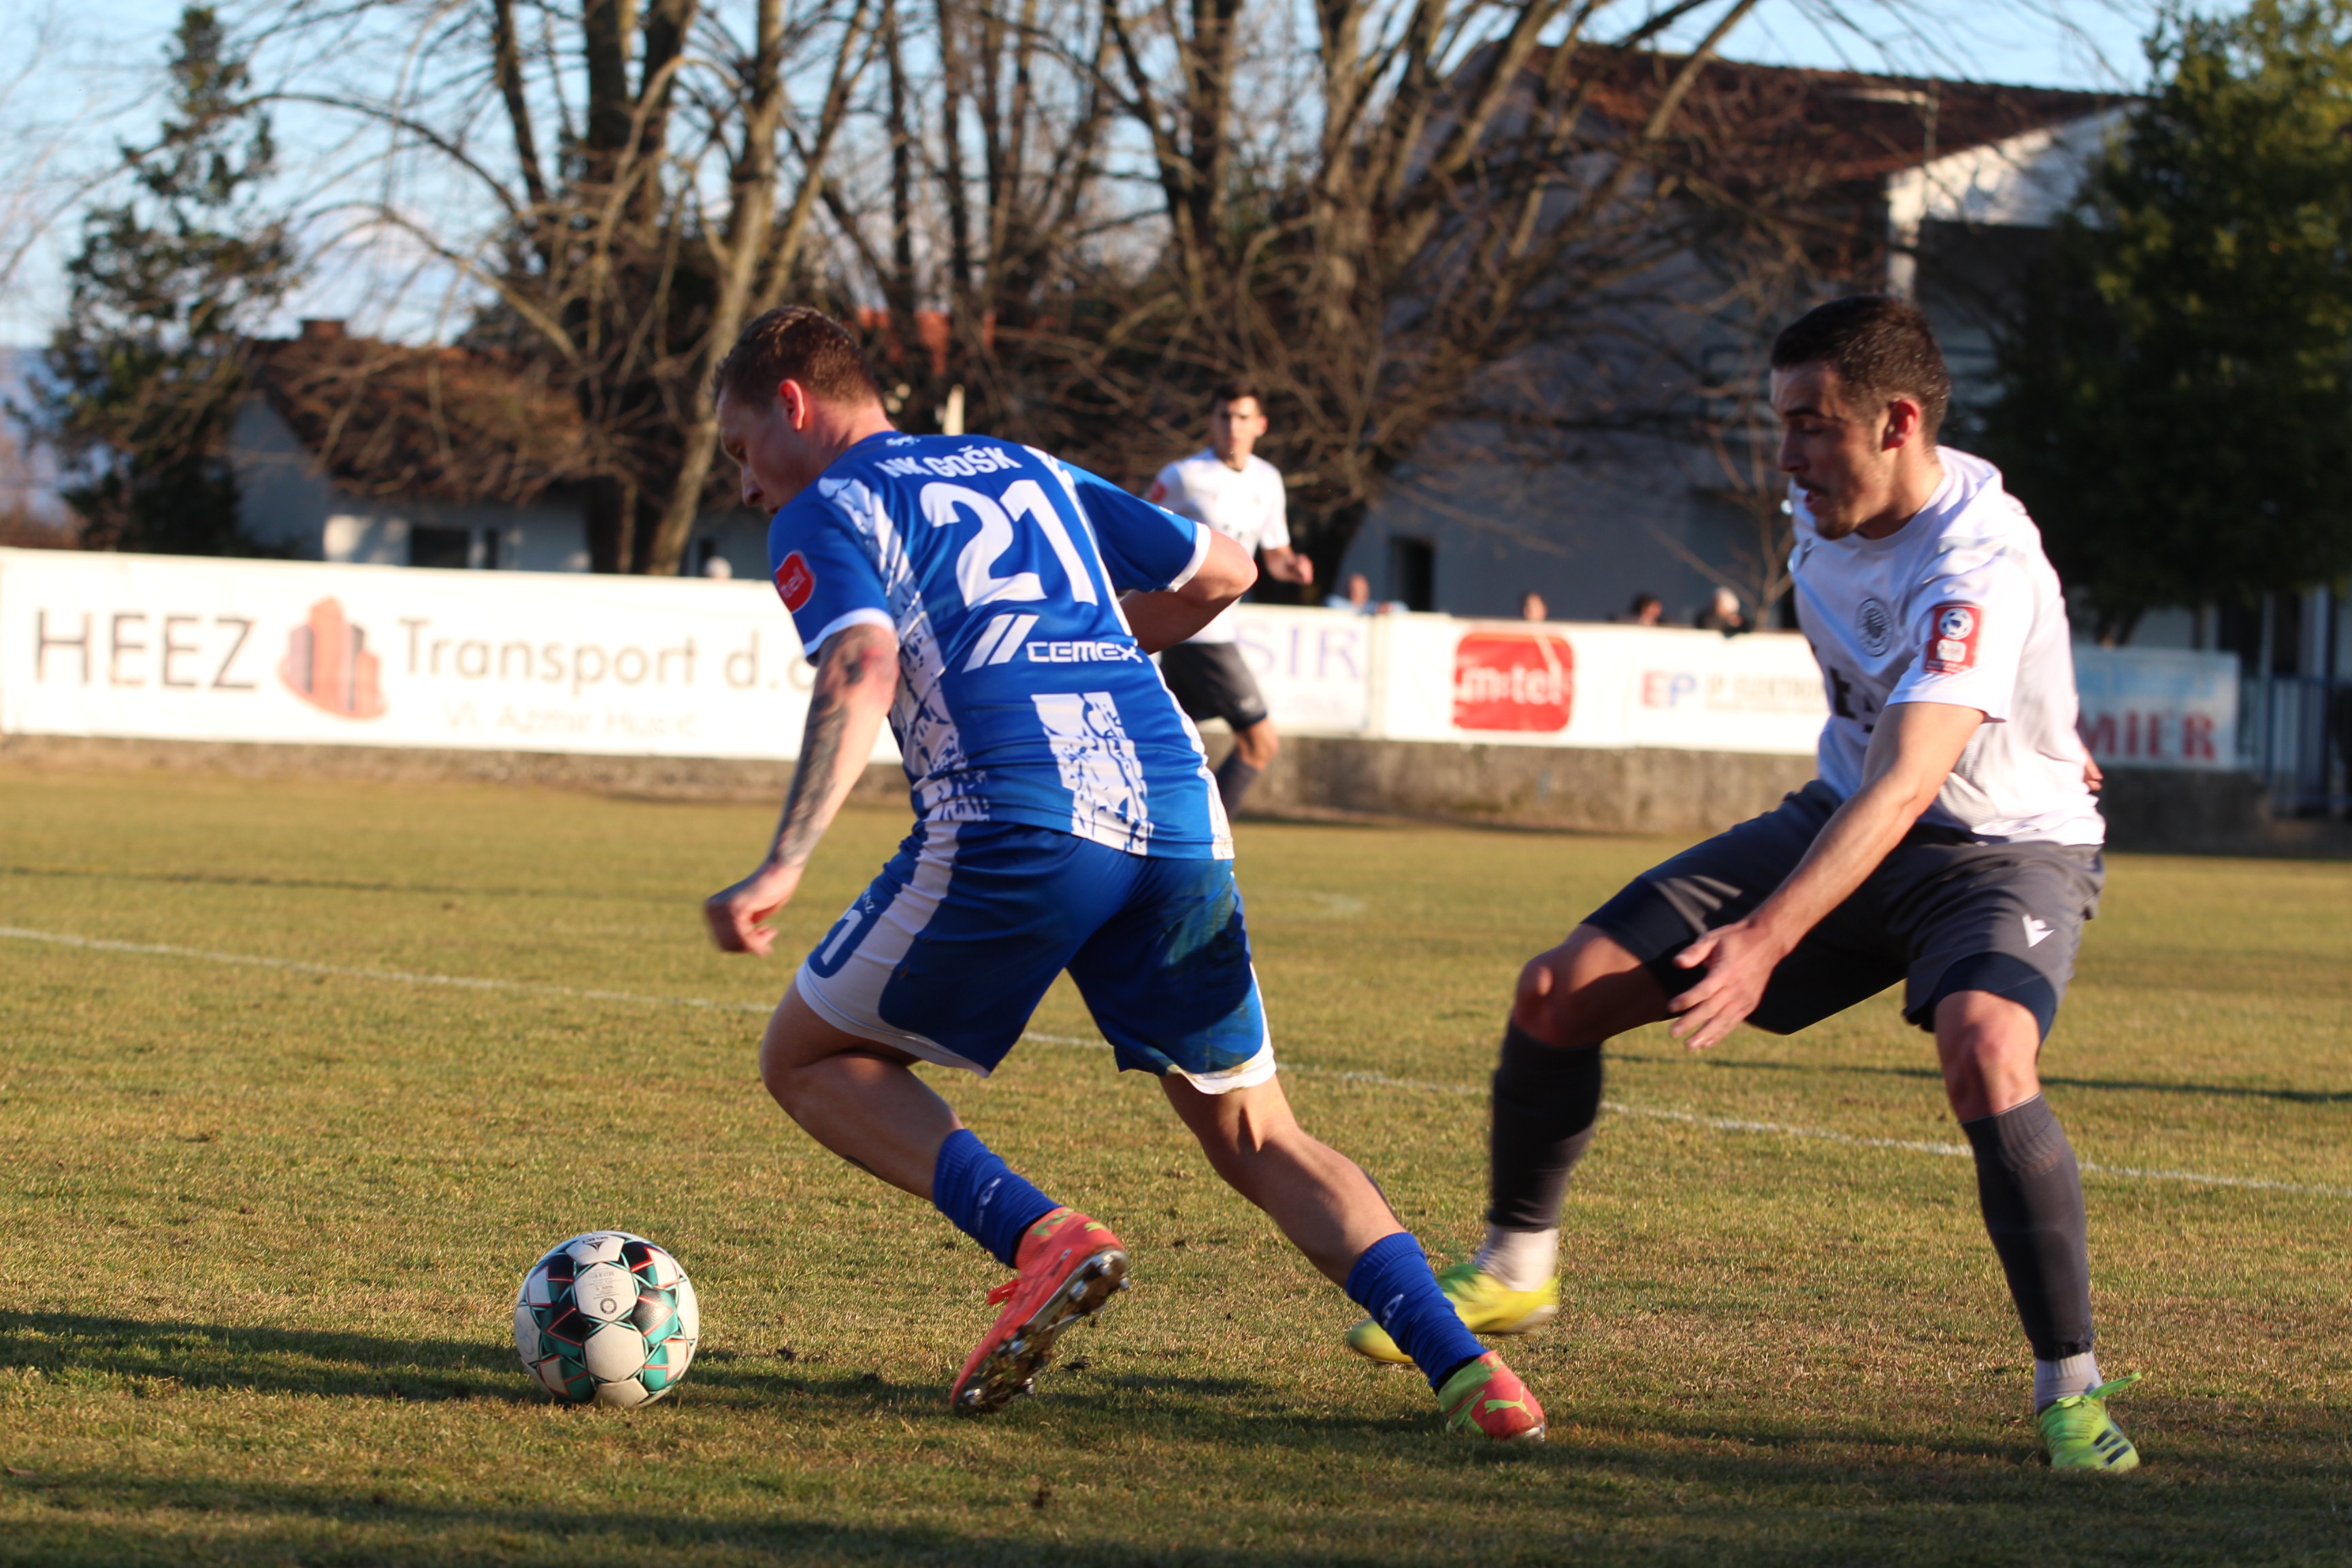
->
xmin=699 ymin=306 xmax=1544 ymax=1439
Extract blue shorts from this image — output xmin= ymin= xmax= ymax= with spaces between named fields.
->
xmin=794 ymin=821 xmax=1275 ymax=1093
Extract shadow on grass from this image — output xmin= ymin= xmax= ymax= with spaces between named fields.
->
xmin=0 ymin=1311 xmax=532 ymax=1404
xmin=0 ymin=1313 xmax=846 ymax=1407
xmin=0 ymin=1312 xmax=1319 ymax=1428
xmin=9 ymin=1314 xmax=2351 ymax=1567
xmin=1616 ymin=1051 xmax=2352 ymax=1105
xmin=5 ymin=1409 xmax=2351 ymax=1568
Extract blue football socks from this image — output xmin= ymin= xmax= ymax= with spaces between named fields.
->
xmin=932 ymin=1128 xmax=1062 ymax=1267
xmin=1345 ymin=1232 xmax=1488 ymax=1392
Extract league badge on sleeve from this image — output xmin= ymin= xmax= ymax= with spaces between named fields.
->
xmin=774 ymin=551 xmax=817 ymax=612
xmin=1923 ymin=602 xmax=1982 ymax=674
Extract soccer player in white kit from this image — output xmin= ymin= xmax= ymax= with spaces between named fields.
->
xmin=1148 ymin=380 xmax=1314 ymax=813
xmin=1345 ymin=297 xmax=2144 ymax=1473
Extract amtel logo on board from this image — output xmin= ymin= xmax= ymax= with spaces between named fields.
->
xmin=1452 ymin=631 xmax=1573 ymax=732
xmin=280 ymin=598 xmax=387 ymax=719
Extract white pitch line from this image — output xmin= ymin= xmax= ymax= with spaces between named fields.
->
xmin=0 ymin=925 xmax=774 ymax=1016
xmin=7 ymin=924 xmax=2348 ymax=1200
xmin=1022 ymin=1042 xmax=2352 ymax=1198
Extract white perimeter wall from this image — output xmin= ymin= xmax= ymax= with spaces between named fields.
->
xmin=0 ymin=550 xmax=2238 ymax=771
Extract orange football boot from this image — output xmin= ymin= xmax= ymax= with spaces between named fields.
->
xmin=949 ymin=1207 xmax=1129 ymax=1415
xmin=1438 ymin=1352 xmax=1547 ymax=1441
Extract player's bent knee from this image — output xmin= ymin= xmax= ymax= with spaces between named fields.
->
xmin=756 ymin=987 xmax=849 ymax=1113
xmin=1511 ymin=954 xmax=1569 ymax=1040
xmin=1934 ymin=991 xmax=2043 ymax=1058
xmin=1927 ymin=954 xmax=2058 ymax=1045
xmin=1512 ymin=927 xmax=1663 ymax=1048
xmin=757 ymin=1028 xmax=804 ymax=1112
xmin=1933 ymin=990 xmax=2046 ymax=1119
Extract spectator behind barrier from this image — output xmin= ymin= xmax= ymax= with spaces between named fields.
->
xmin=1324 ymin=572 xmax=1396 ymax=615
xmin=1694 ymin=586 xmax=1751 ymax=636
xmin=1616 ymin=592 xmax=1665 ymax=626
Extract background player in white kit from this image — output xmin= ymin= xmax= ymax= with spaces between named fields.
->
xmin=1149 ymin=380 xmax=1313 ymax=813
xmin=1345 ymin=297 xmax=2145 ymax=1473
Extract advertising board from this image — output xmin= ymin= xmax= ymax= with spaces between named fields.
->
xmin=0 ymin=551 xmax=2243 ymax=772
xmin=1375 ymin=617 xmax=1827 ymax=753
xmin=0 ymin=549 xmax=892 ymax=762
xmin=1222 ymin=606 xmax=1375 ymax=735
xmin=2071 ymin=645 xmax=2238 ymax=770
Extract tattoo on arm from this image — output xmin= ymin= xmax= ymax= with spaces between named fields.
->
xmin=772 ymin=698 xmax=848 ymax=868
xmin=769 ymin=631 xmax=891 ymax=870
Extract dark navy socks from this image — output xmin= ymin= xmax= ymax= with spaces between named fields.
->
xmin=1487 ymin=1023 xmax=1603 ymax=1230
xmin=1962 ymin=1094 xmax=2094 ymax=1360
xmin=932 ymin=1128 xmax=1061 ymax=1267
xmin=1345 ymin=1232 xmax=1488 ymax=1392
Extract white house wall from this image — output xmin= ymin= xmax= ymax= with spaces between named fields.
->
xmin=1342 ymin=427 xmax=1756 ymax=623
xmin=229 ymin=399 xmax=592 ymax=572
xmin=1886 ymin=110 xmax=2124 ymax=296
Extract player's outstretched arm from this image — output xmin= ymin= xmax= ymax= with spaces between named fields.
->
xmin=1260 ymin=544 xmax=1313 ymax=586
xmin=704 ymin=622 xmax=899 ymax=956
xmin=1667 ymin=700 xmax=1984 ymax=1049
xmin=1124 ymin=529 xmax=1256 ymax=654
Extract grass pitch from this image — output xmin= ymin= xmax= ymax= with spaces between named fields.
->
xmin=1 ymin=767 xmax=2348 ymax=1566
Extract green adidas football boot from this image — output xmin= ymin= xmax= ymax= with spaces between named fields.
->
xmin=1345 ymin=1261 xmax=1558 ymax=1365
xmin=2039 ymin=1374 xmax=2142 ymax=1472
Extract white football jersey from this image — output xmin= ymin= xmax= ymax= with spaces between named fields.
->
xmin=1147 ymin=451 xmax=1289 ymax=644
xmin=1790 ymin=447 xmax=2103 ymax=846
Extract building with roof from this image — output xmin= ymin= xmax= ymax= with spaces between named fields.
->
xmin=1335 ymin=56 xmax=2123 ymax=630
xmin=230 ymin=320 xmax=772 ymax=578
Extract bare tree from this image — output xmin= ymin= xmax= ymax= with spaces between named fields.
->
xmin=1057 ymin=0 xmax=1786 ymax=572
xmin=251 ymin=0 xmax=875 ymax=572
xmin=808 ymin=0 xmax=1130 ymax=436
xmin=1656 ymin=250 xmax=1818 ymax=621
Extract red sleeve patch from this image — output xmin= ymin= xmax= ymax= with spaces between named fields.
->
xmin=773 ymin=551 xmax=816 ymax=612
xmin=1145 ymin=480 xmax=1169 ymax=504
xmin=1922 ymin=602 xmax=1983 ymax=674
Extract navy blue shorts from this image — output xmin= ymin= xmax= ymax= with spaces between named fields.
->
xmin=1586 ymin=781 xmax=2103 ymax=1040
xmin=795 ymin=820 xmax=1274 ymax=1091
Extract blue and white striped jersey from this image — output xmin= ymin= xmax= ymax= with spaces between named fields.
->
xmin=766 ymin=432 xmax=1231 ymax=860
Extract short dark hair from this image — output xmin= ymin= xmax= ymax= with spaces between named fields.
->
xmin=1770 ymin=296 xmax=1950 ymax=443
xmin=714 ymin=306 xmax=883 ymax=409
xmin=1629 ymin=592 xmax=1661 ymax=614
xmin=1211 ymin=378 xmax=1261 ymax=410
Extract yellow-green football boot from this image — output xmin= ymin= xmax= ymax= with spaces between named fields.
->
xmin=1345 ymin=1261 xmax=1558 ymax=1364
xmin=2039 ymin=1374 xmax=2142 ymax=1472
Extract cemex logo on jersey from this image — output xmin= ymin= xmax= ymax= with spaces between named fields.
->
xmin=1453 ymin=631 xmax=1574 ymax=732
xmin=1923 ymin=602 xmax=1983 ymax=674
xmin=774 ymin=551 xmax=817 ymax=612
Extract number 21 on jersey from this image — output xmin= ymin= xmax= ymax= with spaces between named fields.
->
xmin=920 ymin=478 xmax=1100 ymax=610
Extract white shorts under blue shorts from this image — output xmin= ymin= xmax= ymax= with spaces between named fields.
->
xmin=794 ymin=820 xmax=1277 ymax=1094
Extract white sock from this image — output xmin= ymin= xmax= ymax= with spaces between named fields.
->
xmin=1472 ymin=1226 xmax=1558 ymax=1292
xmin=2034 ymin=1352 xmax=2101 ymax=1412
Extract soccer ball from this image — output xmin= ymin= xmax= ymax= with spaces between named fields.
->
xmin=512 ymin=1232 xmax=701 ymax=1407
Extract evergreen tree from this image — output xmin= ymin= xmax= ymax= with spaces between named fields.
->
xmin=1979 ymin=0 xmax=2352 ymax=641
xmin=37 ymin=5 xmax=296 ymax=554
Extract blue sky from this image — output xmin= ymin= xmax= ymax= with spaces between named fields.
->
xmin=0 ymin=0 xmax=2163 ymax=349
